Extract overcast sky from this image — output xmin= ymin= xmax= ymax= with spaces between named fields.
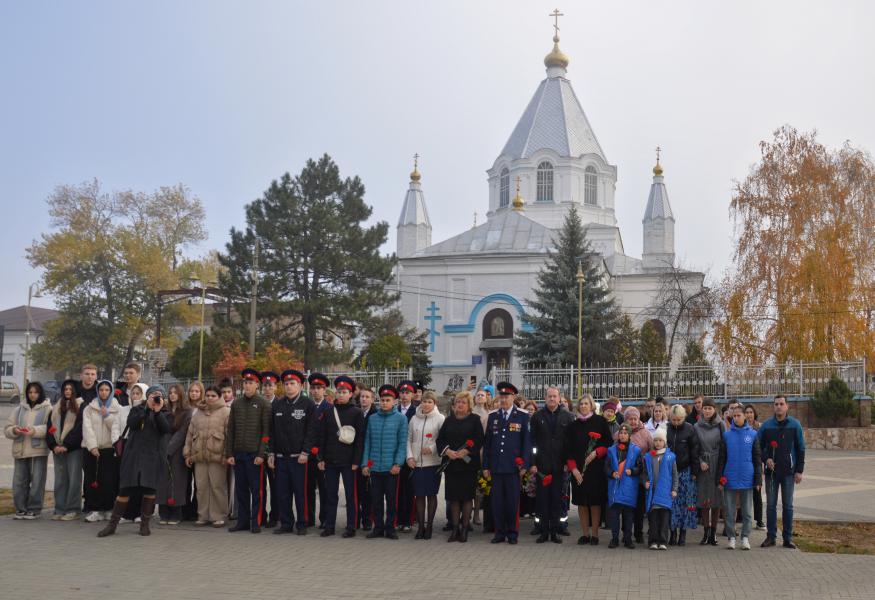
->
xmin=2 ymin=0 xmax=873 ymax=312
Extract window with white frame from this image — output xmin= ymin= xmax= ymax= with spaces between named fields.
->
xmin=584 ymin=165 xmax=598 ymax=206
xmin=1 ymin=361 xmax=12 ymax=376
xmin=499 ymin=168 xmax=510 ymax=207
xmin=536 ymin=161 xmax=554 ymax=203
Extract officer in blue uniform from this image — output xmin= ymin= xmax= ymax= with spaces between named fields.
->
xmin=306 ymin=372 xmax=331 ymax=528
xmin=482 ymin=382 xmax=531 ymax=544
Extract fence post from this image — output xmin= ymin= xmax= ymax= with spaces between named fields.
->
xmin=863 ymin=357 xmax=867 ymax=397
xmin=646 ymin=363 xmax=651 ymax=400
xmin=569 ymin=365 xmax=574 ymax=401
xmin=798 ymin=361 xmax=804 ymax=397
xmin=408 ymin=366 xmax=413 ymax=380
xmin=383 ymin=369 xmax=388 ymax=385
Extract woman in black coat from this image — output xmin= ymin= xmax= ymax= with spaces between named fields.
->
xmin=667 ymin=404 xmax=701 ymax=546
xmin=98 ymin=385 xmax=170 ymax=538
xmin=564 ymin=394 xmax=612 ymax=545
xmin=436 ymin=391 xmax=484 ymax=542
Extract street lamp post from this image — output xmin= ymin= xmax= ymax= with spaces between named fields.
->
xmin=576 ymin=262 xmax=584 ymax=401
xmin=23 ymin=283 xmax=42 ymax=388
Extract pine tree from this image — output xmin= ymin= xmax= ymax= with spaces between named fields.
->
xmin=219 ymin=155 xmax=397 ymax=369
xmin=636 ymin=321 xmax=667 ymax=365
xmin=357 ymin=309 xmax=432 ymax=387
xmin=515 ymin=206 xmax=622 ymax=365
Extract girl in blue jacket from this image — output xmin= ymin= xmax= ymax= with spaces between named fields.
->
xmin=642 ymin=428 xmax=678 ymax=550
xmin=604 ymin=423 xmax=643 ymax=549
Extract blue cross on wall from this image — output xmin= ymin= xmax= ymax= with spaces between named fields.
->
xmin=424 ymin=301 xmax=442 ymax=352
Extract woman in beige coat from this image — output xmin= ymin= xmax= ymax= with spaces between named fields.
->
xmin=5 ymin=382 xmax=52 ymax=518
xmin=406 ymin=391 xmax=445 ymax=539
xmin=184 ymin=385 xmax=231 ymax=526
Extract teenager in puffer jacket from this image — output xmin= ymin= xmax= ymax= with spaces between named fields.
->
xmin=717 ymin=403 xmax=762 ymax=551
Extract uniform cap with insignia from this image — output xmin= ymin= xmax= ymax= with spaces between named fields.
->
xmin=260 ymin=371 xmax=280 ymax=384
xmin=241 ymin=368 xmax=261 ymax=383
xmin=281 ymin=369 xmax=304 ymax=384
xmin=334 ymin=375 xmax=355 ymax=391
xmin=414 ymin=380 xmax=424 ymax=391
xmin=398 ymin=379 xmax=416 ymax=393
xmin=308 ymin=372 xmax=329 ymax=387
xmin=378 ymin=384 xmax=399 ymax=399
xmin=496 ymin=381 xmax=518 ymax=396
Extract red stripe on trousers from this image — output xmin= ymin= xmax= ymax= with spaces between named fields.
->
xmin=257 ymin=463 xmax=264 ymax=526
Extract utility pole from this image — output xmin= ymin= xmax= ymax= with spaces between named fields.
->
xmin=249 ymin=238 xmax=259 ymax=358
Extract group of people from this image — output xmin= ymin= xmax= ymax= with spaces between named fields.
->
xmin=6 ymin=362 xmax=805 ymax=551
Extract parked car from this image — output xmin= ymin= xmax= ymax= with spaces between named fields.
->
xmin=1 ymin=380 xmax=20 ymax=403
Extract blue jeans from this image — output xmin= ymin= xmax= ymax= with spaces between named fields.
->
xmin=765 ymin=472 xmax=795 ymax=542
xmin=53 ymin=449 xmax=83 ymax=514
xmin=13 ymin=456 xmax=48 ymax=514
xmin=723 ymin=487 xmax=753 ymax=540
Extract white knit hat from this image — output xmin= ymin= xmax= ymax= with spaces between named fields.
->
xmin=652 ymin=426 xmax=667 ymax=444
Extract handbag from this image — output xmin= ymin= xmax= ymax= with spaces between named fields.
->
xmin=334 ymin=407 xmax=356 ymax=445
xmin=114 ymin=424 xmax=130 ymax=458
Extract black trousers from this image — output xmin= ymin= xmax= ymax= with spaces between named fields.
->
xmin=261 ymin=463 xmax=277 ymax=524
xmin=534 ymin=471 xmax=563 ymax=532
xmin=324 ymin=465 xmax=357 ymax=531
xmin=753 ymin=486 xmax=763 ymax=524
xmin=369 ymin=472 xmax=399 ymax=533
xmin=234 ymin=452 xmax=264 ymax=527
xmin=648 ymin=507 xmax=671 ymax=545
xmin=608 ymin=504 xmax=634 ymax=543
xmin=306 ymin=456 xmax=326 ymax=526
xmin=634 ymin=485 xmax=647 ymax=538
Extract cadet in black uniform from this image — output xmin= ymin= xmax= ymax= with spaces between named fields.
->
xmin=306 ymin=372 xmax=330 ymax=528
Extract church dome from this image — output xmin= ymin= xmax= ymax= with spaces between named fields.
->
xmin=544 ymin=35 xmax=569 ymax=70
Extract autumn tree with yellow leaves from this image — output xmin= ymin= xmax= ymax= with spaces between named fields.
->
xmin=27 ymin=179 xmax=209 ymax=374
xmin=712 ymin=126 xmax=875 ymax=365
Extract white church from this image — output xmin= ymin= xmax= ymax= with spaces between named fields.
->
xmin=392 ymin=26 xmax=705 ymax=392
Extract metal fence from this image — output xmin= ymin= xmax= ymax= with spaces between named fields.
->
xmin=490 ymin=360 xmax=868 ymax=403
xmin=151 ymin=368 xmax=413 ymax=394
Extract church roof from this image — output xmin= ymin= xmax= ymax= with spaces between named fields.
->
xmin=500 ymin=75 xmax=607 ymax=161
xmin=412 ymin=210 xmax=556 ymax=258
xmin=397 ymin=180 xmax=431 ymax=228
xmin=643 ymin=170 xmax=674 ymax=221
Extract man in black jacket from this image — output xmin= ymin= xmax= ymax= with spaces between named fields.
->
xmin=260 ymin=370 xmax=280 ymax=528
xmin=529 ymin=386 xmax=575 ymax=543
xmin=306 ymin=372 xmax=331 ymax=528
xmin=317 ymin=375 xmax=365 ymax=538
xmin=268 ymin=369 xmax=318 ymax=535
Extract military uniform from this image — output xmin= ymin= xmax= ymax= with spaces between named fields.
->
xmin=260 ymin=371 xmax=280 ymax=528
xmin=306 ymin=372 xmax=330 ymax=528
xmin=396 ymin=380 xmax=417 ymax=530
xmin=482 ymin=382 xmax=531 ymax=544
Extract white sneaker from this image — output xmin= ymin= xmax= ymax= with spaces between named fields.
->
xmin=13 ymin=511 xmax=27 ymax=520
xmin=118 ymin=517 xmax=130 ymax=524
xmin=727 ymin=538 xmax=736 ymax=550
xmin=658 ymin=544 xmax=668 ymax=550
xmin=61 ymin=513 xmax=79 ymax=521
xmin=134 ymin=517 xmax=142 ymax=523
xmin=22 ymin=512 xmax=38 ymax=520
xmin=84 ymin=511 xmax=101 ymax=522
xmin=51 ymin=514 xmax=63 ymax=521
xmin=741 ymin=537 xmax=751 ymax=550
xmin=649 ymin=543 xmax=658 ymax=550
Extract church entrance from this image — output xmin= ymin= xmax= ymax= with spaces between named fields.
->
xmin=480 ymin=308 xmax=513 ymax=372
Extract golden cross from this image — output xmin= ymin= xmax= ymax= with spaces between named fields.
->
xmin=549 ymin=8 xmax=564 ymax=37
xmin=655 ymin=145 xmax=661 ymax=164
xmin=413 ymin=152 xmax=419 ymax=170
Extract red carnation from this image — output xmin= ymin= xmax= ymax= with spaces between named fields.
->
xmin=542 ymin=474 xmax=553 ymax=487
xmin=618 ymin=443 xmax=626 ymax=450
xmin=167 ymin=498 xmax=176 ymax=506
xmin=465 ymin=439 xmax=474 ymax=448
xmin=688 ymin=506 xmax=697 ymax=512
xmin=261 ymin=436 xmax=270 ymax=443
xmin=114 ymin=389 xmax=122 ymax=397
xmin=425 ymin=433 xmax=433 ymax=439
xmin=650 ymin=450 xmax=657 ymax=456
xmin=770 ymin=441 xmax=778 ymax=448
xmin=719 ymin=476 xmax=728 ymax=486
xmin=566 ymin=459 xmax=577 ymax=471
xmin=367 ymin=459 xmax=374 ymax=468
xmin=311 ymin=447 xmax=320 ymax=455
xmin=90 ymin=481 xmax=99 ymax=489
xmin=514 ymin=457 xmax=524 ymax=466
xmin=48 ymin=426 xmax=57 ymax=434
xmin=588 ymin=432 xmax=601 ymax=440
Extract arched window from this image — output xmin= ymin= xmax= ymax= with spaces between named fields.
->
xmin=536 ymin=161 xmax=554 ymax=203
xmin=499 ymin=168 xmax=510 ymax=208
xmin=584 ymin=166 xmax=598 ymax=206
xmin=483 ymin=308 xmax=513 ymax=339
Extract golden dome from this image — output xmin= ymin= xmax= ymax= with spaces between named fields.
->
xmin=653 ymin=161 xmax=663 ymax=176
xmin=544 ymin=35 xmax=569 ymax=70
xmin=410 ymin=153 xmax=421 ymax=182
xmin=512 ymin=176 xmax=525 ymax=211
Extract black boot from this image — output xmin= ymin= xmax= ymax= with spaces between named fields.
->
xmin=669 ymin=529 xmax=677 ymax=546
xmin=708 ymin=528 xmax=718 ymax=546
xmin=678 ymin=529 xmax=687 ymax=546
xmin=448 ymin=524 xmax=459 ymax=542
xmin=700 ymin=527 xmax=710 ymax=545
xmin=458 ymin=524 xmax=468 ymax=543
xmin=97 ymin=499 xmax=129 ymax=538
xmin=423 ymin=522 xmax=433 ymax=540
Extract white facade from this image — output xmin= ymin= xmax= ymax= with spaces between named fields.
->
xmin=393 ymin=31 xmax=704 ymax=392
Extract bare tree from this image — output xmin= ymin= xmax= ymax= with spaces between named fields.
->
xmin=648 ymin=261 xmax=713 ymax=363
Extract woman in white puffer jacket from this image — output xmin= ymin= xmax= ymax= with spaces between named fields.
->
xmin=406 ymin=391 xmax=445 ymax=539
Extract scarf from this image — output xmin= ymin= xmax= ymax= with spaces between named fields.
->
xmin=578 ymin=411 xmax=594 ymax=421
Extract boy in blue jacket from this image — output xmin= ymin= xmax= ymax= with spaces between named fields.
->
xmin=361 ymin=384 xmax=407 ymax=540
xmin=642 ymin=427 xmax=678 ymax=550
xmin=718 ymin=403 xmax=762 ymax=550
xmin=604 ymin=423 xmax=644 ymax=549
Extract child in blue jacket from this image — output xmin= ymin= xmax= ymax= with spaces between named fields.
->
xmin=642 ymin=427 xmax=678 ymax=550
xmin=604 ymin=423 xmax=644 ymax=549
